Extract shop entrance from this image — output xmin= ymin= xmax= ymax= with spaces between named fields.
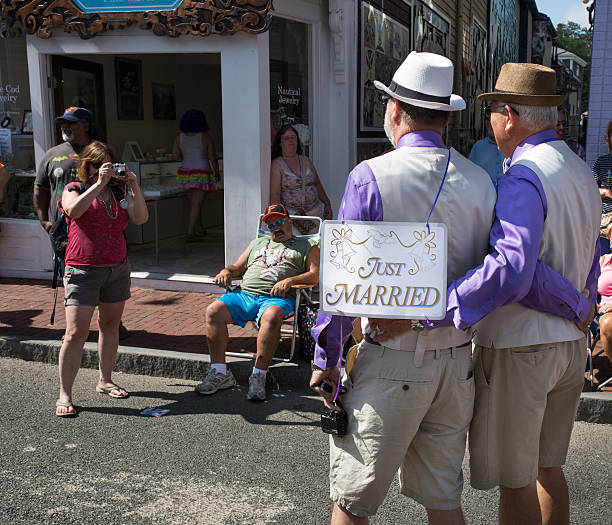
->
xmin=51 ymin=52 xmax=225 ymax=280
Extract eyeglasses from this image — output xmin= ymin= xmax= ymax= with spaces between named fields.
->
xmin=90 ymin=161 xmax=103 ymax=171
xmin=487 ymin=104 xmax=520 ymax=117
xmin=281 ymin=135 xmax=297 ymax=142
xmin=267 ymin=219 xmax=286 ymax=230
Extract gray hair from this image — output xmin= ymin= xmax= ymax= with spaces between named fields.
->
xmin=398 ymin=101 xmax=451 ymax=129
xmin=504 ymin=102 xmax=557 ymax=130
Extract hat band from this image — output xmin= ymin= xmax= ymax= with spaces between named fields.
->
xmin=389 ymin=81 xmax=451 ymax=105
xmin=493 ymin=88 xmax=554 ymax=96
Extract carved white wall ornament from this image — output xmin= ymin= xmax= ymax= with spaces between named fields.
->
xmin=329 ymin=0 xmax=346 ymax=83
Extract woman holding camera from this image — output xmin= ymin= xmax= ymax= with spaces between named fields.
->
xmin=55 ymin=141 xmax=148 ymax=417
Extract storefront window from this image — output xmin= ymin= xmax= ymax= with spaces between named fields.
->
xmin=0 ymin=36 xmax=35 ymax=219
xmin=269 ymin=17 xmax=311 ymax=153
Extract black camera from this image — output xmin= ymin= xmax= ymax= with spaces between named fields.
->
xmin=321 ymin=404 xmax=348 ymax=437
xmin=110 ymin=163 xmax=126 ymax=177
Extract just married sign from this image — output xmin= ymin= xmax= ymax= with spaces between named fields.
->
xmin=320 ymin=221 xmax=447 ymax=319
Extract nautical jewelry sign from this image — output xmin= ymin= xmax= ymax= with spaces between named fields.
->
xmin=320 ymin=221 xmax=447 ymax=319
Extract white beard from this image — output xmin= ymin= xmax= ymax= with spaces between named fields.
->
xmin=383 ymin=109 xmax=395 ymax=147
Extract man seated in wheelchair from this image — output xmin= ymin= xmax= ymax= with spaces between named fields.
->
xmin=197 ymin=203 xmax=320 ymax=401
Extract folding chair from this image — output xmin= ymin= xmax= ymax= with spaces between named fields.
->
xmin=587 ymin=315 xmax=612 ymax=390
xmin=224 ymin=214 xmax=321 ymax=363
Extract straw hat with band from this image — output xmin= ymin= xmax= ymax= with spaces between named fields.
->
xmin=373 ymin=51 xmax=465 ymax=112
xmin=478 ymin=63 xmax=566 ymax=107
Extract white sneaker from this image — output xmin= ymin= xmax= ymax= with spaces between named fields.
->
xmin=195 ymin=368 xmax=236 ymax=395
xmin=247 ymin=373 xmax=266 ymax=401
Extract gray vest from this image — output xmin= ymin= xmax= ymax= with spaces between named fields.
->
xmin=366 ymin=146 xmax=496 ymax=351
xmin=474 ymin=139 xmax=601 ymax=348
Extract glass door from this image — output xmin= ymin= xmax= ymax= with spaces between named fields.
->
xmin=52 ymin=56 xmax=107 ymax=142
xmin=269 ymin=17 xmax=311 ymax=155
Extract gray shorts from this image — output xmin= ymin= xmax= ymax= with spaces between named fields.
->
xmin=469 ymin=339 xmax=586 ymax=490
xmin=330 ymin=340 xmax=474 ymax=515
xmin=64 ymin=259 xmax=131 ymax=306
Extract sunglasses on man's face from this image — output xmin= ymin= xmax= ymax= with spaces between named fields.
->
xmin=267 ymin=219 xmax=286 ymax=230
xmin=379 ymin=93 xmax=390 ymax=104
xmin=488 ymin=104 xmax=520 ymax=118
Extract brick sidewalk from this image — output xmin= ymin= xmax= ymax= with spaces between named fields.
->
xmin=0 ymin=278 xmax=290 ymax=356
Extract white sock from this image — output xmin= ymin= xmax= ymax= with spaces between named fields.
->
xmin=252 ymin=367 xmax=267 ymax=377
xmin=211 ymin=363 xmax=227 ymax=375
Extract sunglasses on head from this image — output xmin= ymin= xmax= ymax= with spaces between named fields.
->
xmin=267 ymin=218 xmax=286 ymax=230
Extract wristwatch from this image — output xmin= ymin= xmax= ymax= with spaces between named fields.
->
xmin=411 ymin=320 xmax=425 ymax=332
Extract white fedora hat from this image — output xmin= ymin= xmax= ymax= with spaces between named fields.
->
xmin=374 ymin=51 xmax=465 ymax=112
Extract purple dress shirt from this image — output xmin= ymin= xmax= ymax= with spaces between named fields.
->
xmin=313 ymin=129 xmax=598 ymax=370
xmin=429 ymin=129 xmax=598 ymax=331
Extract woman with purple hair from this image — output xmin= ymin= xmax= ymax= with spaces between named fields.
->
xmin=173 ymin=109 xmax=219 ymax=241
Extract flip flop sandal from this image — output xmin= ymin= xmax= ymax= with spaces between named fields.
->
xmin=96 ymin=385 xmax=129 ymax=398
xmin=56 ymin=400 xmax=77 ymax=417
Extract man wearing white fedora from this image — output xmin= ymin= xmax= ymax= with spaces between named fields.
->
xmin=310 ymin=51 xmax=497 ymax=524
xmin=373 ymin=63 xmax=601 ymax=524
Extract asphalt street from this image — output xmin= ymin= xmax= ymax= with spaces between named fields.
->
xmin=1 ymin=357 xmax=610 ymax=525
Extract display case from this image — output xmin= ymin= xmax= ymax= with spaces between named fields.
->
xmin=0 ymin=133 xmax=36 ymax=219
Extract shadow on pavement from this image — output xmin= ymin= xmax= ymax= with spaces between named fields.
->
xmin=78 ymin=383 xmax=322 ymax=427
xmin=0 ymin=309 xmax=44 ymax=328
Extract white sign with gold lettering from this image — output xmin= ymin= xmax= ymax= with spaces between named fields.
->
xmin=320 ymin=220 xmax=447 ymax=319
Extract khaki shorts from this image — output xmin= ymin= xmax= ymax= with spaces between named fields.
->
xmin=64 ymin=259 xmax=131 ymax=306
xmin=329 ymin=340 xmax=474 ymax=516
xmin=469 ymin=339 xmax=586 ymax=490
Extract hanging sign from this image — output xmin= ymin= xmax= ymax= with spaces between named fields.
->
xmin=320 ymin=220 xmax=447 ymax=319
xmin=71 ymin=0 xmax=183 ymax=13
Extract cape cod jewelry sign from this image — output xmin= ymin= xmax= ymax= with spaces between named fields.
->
xmin=320 ymin=221 xmax=447 ymax=319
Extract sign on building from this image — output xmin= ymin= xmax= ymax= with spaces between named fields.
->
xmin=320 ymin=221 xmax=447 ymax=320
xmin=71 ymin=0 xmax=183 ymax=13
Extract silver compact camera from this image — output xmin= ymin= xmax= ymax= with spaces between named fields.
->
xmin=110 ymin=163 xmax=126 ymax=177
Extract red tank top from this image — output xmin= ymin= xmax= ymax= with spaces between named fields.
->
xmin=63 ymin=182 xmax=129 ymax=266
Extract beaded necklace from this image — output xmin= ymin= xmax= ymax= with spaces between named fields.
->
xmin=261 ymin=239 xmax=288 ymax=268
xmin=97 ymin=188 xmax=118 ymax=220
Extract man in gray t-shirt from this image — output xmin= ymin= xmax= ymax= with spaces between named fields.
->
xmin=33 ymin=107 xmax=92 ymax=230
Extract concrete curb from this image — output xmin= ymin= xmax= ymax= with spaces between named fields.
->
xmin=1 ymin=335 xmax=610 ymax=422
xmin=0 ymin=335 xmax=310 ymax=389
xmin=576 ymin=391 xmax=612 ymax=424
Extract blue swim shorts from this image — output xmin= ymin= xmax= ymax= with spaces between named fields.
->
xmin=217 ymin=289 xmax=295 ymax=327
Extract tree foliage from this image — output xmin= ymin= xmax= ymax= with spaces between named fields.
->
xmin=556 ymin=22 xmax=592 ymax=114
xmin=556 ymin=21 xmax=592 ymax=60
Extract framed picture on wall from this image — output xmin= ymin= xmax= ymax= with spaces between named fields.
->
xmin=115 ymin=58 xmax=143 ymax=120
xmin=152 ymin=83 xmax=176 ymax=120
xmin=21 ymin=109 xmax=33 ymax=134
xmin=359 ymin=1 xmax=411 ymax=136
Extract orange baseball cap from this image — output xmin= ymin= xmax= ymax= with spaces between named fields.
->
xmin=262 ymin=203 xmax=289 ymax=222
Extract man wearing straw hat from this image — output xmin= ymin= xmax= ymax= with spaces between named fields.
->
xmin=310 ymin=51 xmax=498 ymax=524
xmin=373 ymin=63 xmax=601 ymax=524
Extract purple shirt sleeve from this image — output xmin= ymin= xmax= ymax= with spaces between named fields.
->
xmin=520 ymin=239 xmax=600 ymax=321
xmin=312 ymin=161 xmax=383 ymax=369
xmin=430 ymin=165 xmax=548 ymax=330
